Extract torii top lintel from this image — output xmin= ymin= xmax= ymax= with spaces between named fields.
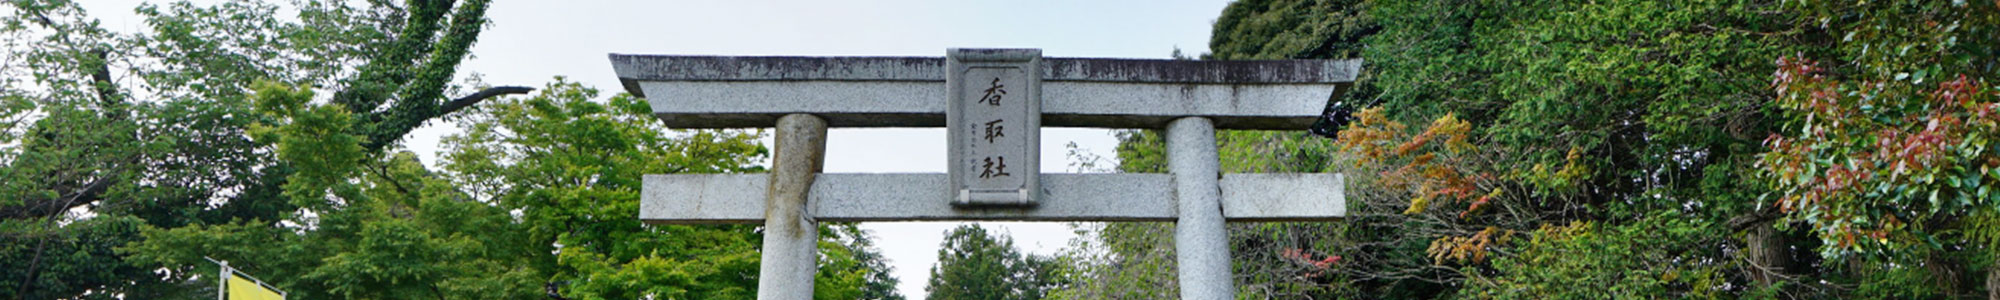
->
xmin=609 ymin=49 xmax=1360 ymax=129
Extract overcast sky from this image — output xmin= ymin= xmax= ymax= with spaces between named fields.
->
xmin=84 ymin=0 xmax=1236 ymax=298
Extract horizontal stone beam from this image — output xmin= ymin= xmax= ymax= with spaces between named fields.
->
xmin=611 ymin=54 xmax=1360 ymax=83
xmin=1220 ymin=173 xmax=1347 ymax=221
xmin=609 ymin=54 xmax=1361 ymax=129
xmin=639 ymin=173 xmax=1344 ymax=224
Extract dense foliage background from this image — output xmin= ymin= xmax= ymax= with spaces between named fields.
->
xmin=1058 ymin=0 xmax=1999 ymax=298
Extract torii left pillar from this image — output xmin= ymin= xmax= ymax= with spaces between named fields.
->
xmin=759 ymin=114 xmax=826 ymax=298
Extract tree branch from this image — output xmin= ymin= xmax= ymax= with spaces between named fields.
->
xmin=359 ymin=85 xmax=530 ymax=152
xmin=365 ymin=160 xmax=415 ymax=198
xmin=332 ymin=0 xmax=454 ymax=113
xmin=22 ymin=6 xmax=123 ymax=112
xmin=358 ymin=0 xmax=498 ymax=152
xmin=87 ymin=49 xmax=123 ymax=113
xmin=15 ymin=175 xmax=115 ymax=296
xmin=1728 ymin=206 xmax=1782 ymax=231
xmin=439 ymin=86 xmax=532 ymax=116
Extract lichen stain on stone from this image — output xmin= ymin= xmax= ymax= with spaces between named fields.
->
xmin=1044 ymin=58 xmax=1343 ymax=83
xmin=1228 ymin=84 xmax=1244 ymax=110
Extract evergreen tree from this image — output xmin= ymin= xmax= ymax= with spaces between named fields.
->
xmin=926 ymin=224 xmax=1061 ymax=300
xmin=838 ymin=226 xmax=908 ymax=300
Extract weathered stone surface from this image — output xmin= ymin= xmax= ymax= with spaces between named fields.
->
xmin=611 ymin=54 xmax=1360 ymax=129
xmin=1167 ymin=117 xmax=1234 ymax=299
xmin=643 ymin=173 xmax=1172 ymax=223
xmin=1220 ymin=173 xmax=1346 ymax=221
xmin=821 ymin=173 xmax=1172 ymax=221
xmin=639 ymin=173 xmax=766 ymax=223
xmin=634 ymin=81 xmax=1344 ymax=129
xmin=639 ymin=173 xmax=1349 ymax=223
xmin=759 ymin=114 xmax=825 ymax=299
xmin=1043 ymin=58 xmax=1359 ymax=84
xmin=948 ymin=49 xmax=1041 ymax=206
xmin=610 ymin=54 xmax=1360 ymax=84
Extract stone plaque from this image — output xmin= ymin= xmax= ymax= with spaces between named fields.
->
xmin=946 ymin=49 xmax=1041 ymax=207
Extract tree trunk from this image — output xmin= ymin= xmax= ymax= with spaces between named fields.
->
xmin=1743 ymin=222 xmax=1790 ymax=285
xmin=1985 ymin=263 xmax=1996 ymax=300
xmin=1732 ymin=208 xmax=1790 ymax=286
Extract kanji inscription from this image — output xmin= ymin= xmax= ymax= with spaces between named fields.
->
xmin=946 ymin=49 xmax=1040 ymax=207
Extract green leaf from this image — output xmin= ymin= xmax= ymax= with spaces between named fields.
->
xmin=1929 ymin=189 xmax=1941 ymax=212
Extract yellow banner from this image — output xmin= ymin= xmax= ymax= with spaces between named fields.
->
xmin=227 ymin=274 xmax=283 ymax=300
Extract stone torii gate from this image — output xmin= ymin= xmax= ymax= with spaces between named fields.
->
xmin=614 ymin=48 xmax=1358 ymax=299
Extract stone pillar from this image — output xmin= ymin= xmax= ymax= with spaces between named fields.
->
xmin=759 ymin=114 xmax=826 ymax=299
xmin=1167 ymin=117 xmax=1233 ymax=300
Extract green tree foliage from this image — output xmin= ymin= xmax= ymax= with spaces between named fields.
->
xmin=439 ymin=79 xmax=815 ymax=299
xmin=122 ymin=151 xmax=545 ymax=299
xmin=926 ymin=224 xmax=1063 ymax=300
xmin=1044 ymin=221 xmax=1178 ymax=299
xmin=1055 ymin=0 xmax=2000 ymax=298
xmin=0 ymin=216 xmax=165 ymax=299
xmin=1208 ymin=0 xmax=1374 ymax=60
xmin=1761 ymin=1 xmax=2000 ymax=297
xmin=1 ymin=0 xmax=528 ymax=297
xmin=1458 ymin=218 xmax=1751 ymax=299
xmin=439 ymin=79 xmax=769 ymax=298
xmin=124 ymin=79 xmax=900 ymax=299
xmin=836 ymin=225 xmax=909 ymax=300
xmin=1354 ymin=0 xmax=1792 ymax=222
xmin=117 ymin=81 xmax=548 ymax=299
xmin=1 ymin=1 xmax=902 ymax=298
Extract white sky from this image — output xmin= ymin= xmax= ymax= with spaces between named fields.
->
xmin=82 ymin=0 xmax=1235 ymax=298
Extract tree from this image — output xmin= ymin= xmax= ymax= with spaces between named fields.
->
xmin=1069 ymin=0 xmax=1831 ymax=298
xmin=1 ymin=0 xmax=530 ymax=297
xmin=1072 ymin=0 xmax=2000 ymax=298
xmin=436 ymin=79 xmax=769 ymax=299
xmin=2 ymin=1 xmax=907 ymax=298
xmin=435 ymin=79 xmax=898 ymax=299
xmin=3 ymin=1 xmax=905 ymax=297
xmin=1762 ymin=1 xmax=2000 ymax=297
xmin=926 ymin=224 xmax=1062 ymax=300
xmin=119 ymin=78 xmax=901 ymax=299
xmin=122 ymin=150 xmax=545 ymax=299
xmin=834 ymin=225 xmax=909 ymax=300
xmin=1044 ymin=221 xmax=1178 ymax=299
